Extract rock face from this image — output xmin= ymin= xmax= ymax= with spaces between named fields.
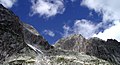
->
xmin=54 ymin=34 xmax=87 ymax=52
xmin=86 ymin=38 xmax=120 ymax=64
xmin=0 ymin=4 xmax=52 ymax=65
xmin=0 ymin=4 xmax=120 ymax=65
xmin=23 ymin=23 xmax=54 ymax=51
xmin=55 ymin=35 xmax=120 ymax=64
xmin=0 ymin=4 xmax=26 ymax=63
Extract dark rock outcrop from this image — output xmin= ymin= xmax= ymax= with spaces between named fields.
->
xmin=0 ymin=4 xmax=25 ymax=63
xmin=86 ymin=38 xmax=120 ymax=64
xmin=0 ymin=4 xmax=119 ymax=65
xmin=0 ymin=4 xmax=53 ymax=64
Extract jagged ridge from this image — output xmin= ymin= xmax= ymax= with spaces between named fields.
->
xmin=0 ymin=4 xmax=53 ymax=64
xmin=0 ymin=4 xmax=120 ymax=65
xmin=55 ymin=34 xmax=120 ymax=64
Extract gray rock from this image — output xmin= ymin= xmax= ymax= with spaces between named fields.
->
xmin=0 ymin=4 xmax=119 ymax=65
xmin=55 ymin=34 xmax=120 ymax=64
xmin=0 ymin=4 xmax=52 ymax=65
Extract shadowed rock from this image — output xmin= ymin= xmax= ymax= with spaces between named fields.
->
xmin=0 ymin=4 xmax=119 ymax=65
xmin=0 ymin=4 xmax=53 ymax=64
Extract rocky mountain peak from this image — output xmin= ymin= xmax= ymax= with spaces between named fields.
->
xmin=54 ymin=34 xmax=86 ymax=52
xmin=0 ymin=4 xmax=120 ymax=65
xmin=55 ymin=34 xmax=120 ymax=64
xmin=0 ymin=4 xmax=53 ymax=64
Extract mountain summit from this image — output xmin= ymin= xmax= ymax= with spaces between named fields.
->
xmin=55 ymin=34 xmax=120 ymax=64
xmin=0 ymin=4 xmax=120 ymax=65
xmin=0 ymin=4 xmax=53 ymax=65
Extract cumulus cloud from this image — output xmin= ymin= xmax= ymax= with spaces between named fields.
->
xmin=0 ymin=0 xmax=17 ymax=8
xmin=30 ymin=0 xmax=65 ymax=17
xmin=81 ymin=0 xmax=120 ymax=22
xmin=81 ymin=0 xmax=120 ymax=41
xmin=63 ymin=19 xmax=98 ymax=38
xmin=73 ymin=19 xmax=97 ymax=38
xmin=43 ymin=30 xmax=55 ymax=37
xmin=93 ymin=20 xmax=120 ymax=41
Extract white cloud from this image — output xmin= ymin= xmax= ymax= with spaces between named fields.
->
xmin=0 ymin=0 xmax=17 ymax=8
xmin=63 ymin=19 xmax=98 ymax=38
xmin=62 ymin=19 xmax=118 ymax=39
xmin=81 ymin=0 xmax=120 ymax=22
xmin=62 ymin=24 xmax=72 ymax=37
xmin=93 ymin=20 xmax=120 ymax=42
xmin=81 ymin=0 xmax=120 ymax=41
xmin=43 ymin=30 xmax=55 ymax=37
xmin=73 ymin=19 xmax=97 ymax=38
xmin=30 ymin=0 xmax=65 ymax=17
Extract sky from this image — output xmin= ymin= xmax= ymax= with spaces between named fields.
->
xmin=0 ymin=0 xmax=120 ymax=44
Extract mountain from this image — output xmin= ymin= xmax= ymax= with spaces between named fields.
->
xmin=0 ymin=4 xmax=119 ymax=65
xmin=55 ymin=34 xmax=120 ymax=64
xmin=87 ymin=38 xmax=120 ymax=64
xmin=0 ymin=4 xmax=53 ymax=65
xmin=54 ymin=34 xmax=86 ymax=52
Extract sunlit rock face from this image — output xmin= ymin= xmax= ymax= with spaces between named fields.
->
xmin=0 ymin=4 xmax=119 ymax=65
xmin=55 ymin=34 xmax=120 ymax=64
xmin=54 ymin=34 xmax=87 ymax=52
xmin=23 ymin=23 xmax=54 ymax=51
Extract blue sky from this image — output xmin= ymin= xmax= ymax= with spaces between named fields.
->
xmin=0 ymin=0 xmax=120 ymax=44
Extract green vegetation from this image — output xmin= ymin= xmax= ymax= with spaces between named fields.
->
xmin=56 ymin=57 xmax=65 ymax=63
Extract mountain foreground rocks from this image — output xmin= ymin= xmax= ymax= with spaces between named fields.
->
xmin=0 ymin=4 xmax=120 ymax=65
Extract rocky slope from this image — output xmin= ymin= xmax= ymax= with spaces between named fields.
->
xmin=55 ymin=34 xmax=120 ymax=64
xmin=86 ymin=38 xmax=120 ymax=64
xmin=0 ymin=4 xmax=119 ymax=65
xmin=0 ymin=4 xmax=52 ymax=65
xmin=54 ymin=34 xmax=86 ymax=52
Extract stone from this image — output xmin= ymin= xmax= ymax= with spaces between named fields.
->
xmin=0 ymin=4 xmax=119 ymax=65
